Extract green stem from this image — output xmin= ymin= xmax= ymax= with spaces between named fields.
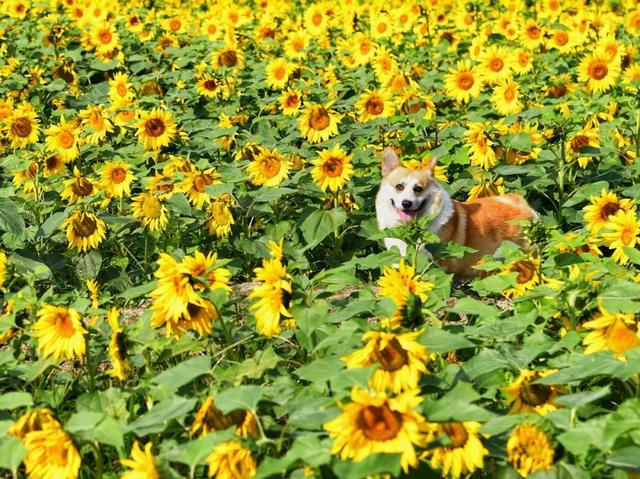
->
xmin=84 ymin=334 xmax=96 ymax=393
xmin=87 ymin=441 xmax=103 ymax=479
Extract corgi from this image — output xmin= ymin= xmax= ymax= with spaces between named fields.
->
xmin=375 ymin=148 xmax=538 ymax=277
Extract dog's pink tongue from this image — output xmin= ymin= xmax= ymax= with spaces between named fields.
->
xmin=398 ymin=210 xmax=414 ymax=222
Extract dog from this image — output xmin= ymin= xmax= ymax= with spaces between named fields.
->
xmin=375 ymin=147 xmax=538 ymax=276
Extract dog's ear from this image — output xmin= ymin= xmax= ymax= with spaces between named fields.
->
xmin=381 ymin=148 xmax=400 ymax=176
xmin=425 ymin=156 xmax=437 ymax=176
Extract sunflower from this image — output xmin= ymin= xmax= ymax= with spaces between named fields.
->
xmin=201 ymin=17 xmax=223 ymax=41
xmin=512 ymin=49 xmax=533 ymax=75
xmin=502 ymin=257 xmax=541 ymax=298
xmin=343 ymin=330 xmax=429 ymax=393
xmin=91 ymin=21 xmax=119 ymax=55
xmin=465 ymin=123 xmax=498 ymax=170
xmin=627 ymin=9 xmax=640 ymax=36
xmin=304 ymin=4 xmax=329 ymax=35
xmin=153 ymin=295 xmax=219 ymax=338
xmin=131 ymin=192 xmax=168 ymax=231
xmin=424 ymin=421 xmax=488 ymax=479
xmin=136 ymin=108 xmax=177 ymax=150
xmin=246 ymin=148 xmax=291 ymax=187
xmin=265 ymin=58 xmax=294 ymax=90
xmin=601 ymin=209 xmax=640 ymax=265
xmin=61 ymin=167 xmax=96 ymax=204
xmin=324 ymin=388 xmax=427 ymax=473
xmin=42 ymin=153 xmax=67 ymax=177
xmin=122 ymin=442 xmax=159 ymax=479
xmin=444 ymin=61 xmax=483 ymax=103
xmin=196 ymin=76 xmax=222 ymax=98
xmin=45 ymin=116 xmax=81 ymax=162
xmin=150 ymin=253 xmax=200 ymax=323
xmin=298 ymin=103 xmax=341 ymax=144
xmin=106 ymin=307 xmax=128 ymax=381
xmin=10 ymin=411 xmax=81 ymax=479
xmin=62 ymin=210 xmax=106 ymax=252
xmin=249 ymin=258 xmax=292 ymax=338
xmin=79 ymin=105 xmax=113 ymax=144
xmin=583 ymin=189 xmax=636 ymax=234
xmin=279 ymin=89 xmax=302 ymax=115
xmin=311 ymin=145 xmax=354 ymax=192
xmin=213 ymin=45 xmax=245 ymax=71
xmin=492 ymin=80 xmax=523 ymax=116
xmin=181 ymin=250 xmax=232 ymax=293
xmin=206 ymin=194 xmax=235 ymax=238
xmin=32 ymin=304 xmax=86 ymax=361
xmin=378 ymin=260 xmax=433 ymax=326
xmin=521 ymin=20 xmax=544 ymax=49
xmin=108 ymin=72 xmax=135 ymax=107
xmin=503 ymin=369 xmax=562 ymax=415
xmin=356 ymin=89 xmax=395 ymax=122
xmin=180 ymin=168 xmax=221 ymax=208
xmin=101 ymin=160 xmax=136 ymax=198
xmin=565 ymin=124 xmax=600 ymax=169
xmin=0 ymin=98 xmax=14 ymax=121
xmin=206 ymin=440 xmax=256 ymax=479
xmin=479 ymin=45 xmax=514 ymax=84
xmin=468 ymin=176 xmax=505 ymax=200
xmin=6 ymin=103 xmax=40 ymax=149
xmin=284 ymin=31 xmax=309 ymax=59
xmin=113 ymin=107 xmax=138 ymax=127
xmin=0 ymin=251 xmax=7 ymax=288
xmin=148 ymin=172 xmax=176 ymax=199
xmin=578 ymin=52 xmax=621 ymax=94
xmin=547 ymin=28 xmax=575 ymax=53
xmin=507 ymin=423 xmax=554 ymax=477
xmin=582 ymin=305 xmax=640 ymax=357
xmin=623 ymin=64 xmax=640 ymax=89
xmin=191 ymin=396 xmax=258 ymax=438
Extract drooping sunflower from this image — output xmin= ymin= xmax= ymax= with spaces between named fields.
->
xmin=32 ymin=304 xmax=87 ymax=361
xmin=206 ymin=440 xmax=256 ymax=479
xmin=343 ymin=330 xmax=429 ymax=393
xmin=150 ymin=253 xmax=200 ymax=323
xmin=136 ymin=108 xmax=177 ymax=150
xmin=298 ymin=103 xmax=341 ymax=144
xmin=45 ymin=116 xmax=81 ymax=162
xmin=582 ymin=305 xmax=640 ymax=357
xmin=468 ymin=176 xmax=505 ymax=200
xmin=153 ymin=296 xmax=219 ymax=338
xmin=206 ymin=194 xmax=235 ymax=238
xmin=311 ymin=145 xmax=354 ymax=192
xmin=502 ymin=257 xmax=541 ymax=298
xmin=279 ymin=89 xmax=302 ymax=116
xmin=378 ymin=260 xmax=434 ymax=326
xmin=246 ymin=148 xmax=291 ymax=187
xmin=424 ymin=421 xmax=488 ymax=479
xmin=61 ymin=167 xmax=96 ymax=204
xmin=583 ymin=189 xmax=636 ymax=234
xmin=180 ymin=168 xmax=221 ymax=208
xmin=249 ymin=257 xmax=292 ymax=338
xmin=79 ymin=105 xmax=113 ymax=144
xmin=578 ymin=52 xmax=621 ymax=94
xmin=121 ymin=442 xmax=159 ymax=479
xmin=62 ymin=210 xmax=107 ymax=252
xmin=503 ymin=369 xmax=563 ymax=415
xmin=565 ymin=124 xmax=600 ymax=168
xmin=101 ymin=160 xmax=136 ymax=198
xmin=601 ymin=209 xmax=640 ymax=265
xmin=356 ymin=89 xmax=395 ymax=122
xmin=479 ymin=45 xmax=514 ymax=84
xmin=444 ymin=61 xmax=483 ymax=103
xmin=191 ymin=396 xmax=258 ymax=438
xmin=106 ymin=307 xmax=128 ymax=381
xmin=324 ymin=387 xmax=427 ymax=473
xmin=132 ymin=192 xmax=168 ymax=231
xmin=6 ymin=103 xmax=40 ymax=149
xmin=507 ymin=423 xmax=554 ymax=477
xmin=10 ymin=410 xmax=81 ymax=479
xmin=492 ymin=80 xmax=523 ymax=116
xmin=265 ymin=58 xmax=294 ymax=90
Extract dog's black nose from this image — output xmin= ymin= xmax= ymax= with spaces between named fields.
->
xmin=401 ymin=200 xmax=412 ymax=209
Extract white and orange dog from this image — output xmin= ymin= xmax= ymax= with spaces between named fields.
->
xmin=376 ymin=148 xmax=538 ymax=276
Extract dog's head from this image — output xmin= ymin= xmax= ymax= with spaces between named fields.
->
xmin=379 ymin=147 xmax=442 ymax=222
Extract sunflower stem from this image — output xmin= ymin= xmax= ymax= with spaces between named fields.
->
xmin=84 ymin=334 xmax=96 ymax=393
xmin=87 ymin=441 xmax=104 ymax=479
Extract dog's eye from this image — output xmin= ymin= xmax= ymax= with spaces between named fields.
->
xmin=395 ymin=184 xmax=404 ymax=191
xmin=413 ymin=186 xmax=424 ymax=194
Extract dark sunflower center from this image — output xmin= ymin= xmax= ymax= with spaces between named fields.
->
xmin=220 ymin=50 xmax=238 ymax=67
xmin=322 ymin=157 xmax=344 ymax=178
xmin=46 ymin=155 xmax=61 ymax=170
xmin=549 ymin=84 xmax=567 ymax=98
xmin=98 ymin=29 xmax=112 ymax=44
xmin=55 ymin=313 xmax=76 ymax=337
xmin=588 ymin=61 xmax=608 ymax=80
xmin=375 ymin=337 xmax=409 ymax=371
xmin=11 ymin=117 xmax=32 ymax=138
xmin=527 ymin=26 xmax=540 ymax=38
xmin=145 ymin=118 xmax=166 ymax=137
xmin=489 ymin=58 xmax=504 ymax=72
xmin=285 ymin=94 xmax=299 ymax=108
xmin=443 ymin=422 xmax=469 ymax=448
xmin=73 ymin=214 xmax=98 ymax=238
xmin=600 ymin=201 xmax=620 ymax=220
xmin=554 ymin=31 xmax=568 ymax=46
xmin=520 ymin=382 xmax=552 ymax=406
xmin=111 ymin=167 xmax=126 ymax=184
xmin=203 ymin=79 xmax=217 ymax=91
xmin=72 ymin=178 xmax=94 ymax=197
xmin=309 ymin=107 xmax=331 ymax=130
xmin=365 ymin=98 xmax=384 ymax=115
xmin=504 ymin=85 xmax=516 ymax=101
xmin=571 ymin=135 xmax=590 ymax=152
xmin=58 ymin=130 xmax=75 ymax=149
xmin=457 ymin=73 xmax=474 ymax=90
xmin=261 ymin=157 xmax=281 ymax=178
xmin=357 ymin=405 xmax=402 ymax=441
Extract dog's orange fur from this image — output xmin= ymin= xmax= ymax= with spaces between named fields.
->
xmin=436 ymin=194 xmax=537 ymax=276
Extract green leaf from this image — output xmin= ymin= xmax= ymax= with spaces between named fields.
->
xmin=301 ymin=208 xmax=347 ymax=249
xmin=74 ymin=250 xmax=102 ymax=280
xmin=418 ymin=328 xmax=475 ymax=353
xmin=66 ymin=411 xmax=125 ymax=450
xmin=0 ymin=437 xmax=27 ymax=474
xmin=537 ymin=352 xmax=640 ymax=385
xmin=606 ymin=446 xmax=640 ymax=470
xmin=472 ymin=273 xmax=516 ymax=295
xmin=0 ymin=198 xmax=25 ymax=237
xmin=332 ymin=453 xmax=402 ymax=479
xmin=424 ymin=382 xmax=495 ymax=421
xmin=178 ymin=430 xmax=236 ymax=468
xmin=557 ymin=417 xmax=607 ymax=456
xmin=295 ymin=357 xmax=345 ymax=383
xmin=127 ymin=397 xmax=196 ymax=436
xmin=448 ymin=298 xmax=501 ymax=317
xmin=555 ymin=387 xmax=610 ymax=409
xmin=37 ymin=211 xmax=68 ymax=238
xmin=0 ymin=392 xmax=33 ymax=410
xmin=251 ymin=186 xmax=295 ymax=202
xmin=215 ymin=386 xmax=263 ymax=414
xmin=9 ymin=253 xmax=52 ymax=281
xmin=119 ymin=280 xmax=156 ymax=301
xmin=151 ymin=356 xmax=211 ymax=394
xmin=204 ymin=183 xmax=234 ymax=197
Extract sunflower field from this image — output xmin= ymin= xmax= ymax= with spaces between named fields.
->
xmin=2 ymin=0 xmax=640 ymax=478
